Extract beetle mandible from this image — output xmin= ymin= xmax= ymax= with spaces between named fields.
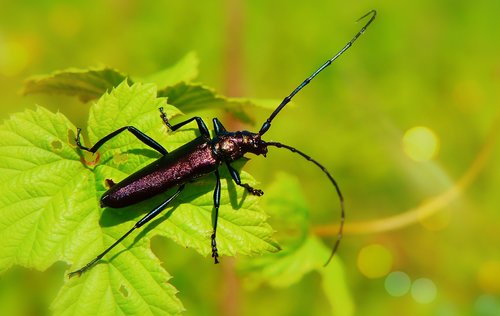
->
xmin=68 ymin=10 xmax=376 ymax=278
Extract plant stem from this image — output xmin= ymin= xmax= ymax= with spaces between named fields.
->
xmin=313 ymin=114 xmax=500 ymax=236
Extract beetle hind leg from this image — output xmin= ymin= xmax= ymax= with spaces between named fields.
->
xmin=68 ymin=185 xmax=185 ymax=278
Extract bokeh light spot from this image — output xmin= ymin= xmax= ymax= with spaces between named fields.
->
xmin=385 ymin=271 xmax=411 ymax=297
xmin=477 ymin=260 xmax=500 ymax=294
xmin=474 ymin=294 xmax=500 ymax=316
xmin=357 ymin=244 xmax=393 ymax=279
xmin=411 ymin=278 xmax=437 ymax=304
xmin=402 ymin=126 xmax=439 ymax=162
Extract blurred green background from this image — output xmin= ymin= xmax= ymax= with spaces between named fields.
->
xmin=1 ymin=0 xmax=499 ymax=315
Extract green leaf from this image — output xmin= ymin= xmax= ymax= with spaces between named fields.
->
xmin=139 ymin=51 xmax=199 ymax=87
xmin=0 ymin=107 xmax=97 ymax=271
xmin=80 ymin=81 xmax=280 ymax=258
xmin=22 ymin=67 xmax=128 ymax=102
xmin=21 ymin=53 xmax=277 ymax=126
xmin=21 ymin=52 xmax=198 ymax=104
xmin=0 ymin=104 xmax=184 ymax=315
xmin=1 ymin=80 xmax=280 ymax=315
xmin=66 ymin=82 xmax=278 ymax=314
xmin=52 ymin=237 xmax=184 ymax=316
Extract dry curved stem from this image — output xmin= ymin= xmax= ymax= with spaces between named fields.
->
xmin=314 ymin=115 xmax=500 ymax=236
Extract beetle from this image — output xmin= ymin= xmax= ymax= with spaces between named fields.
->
xmin=68 ymin=10 xmax=376 ymax=278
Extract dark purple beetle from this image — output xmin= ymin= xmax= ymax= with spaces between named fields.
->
xmin=69 ymin=10 xmax=376 ymax=278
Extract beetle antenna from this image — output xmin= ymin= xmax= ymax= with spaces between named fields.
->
xmin=265 ymin=141 xmax=344 ymax=266
xmin=258 ymin=10 xmax=376 ymax=136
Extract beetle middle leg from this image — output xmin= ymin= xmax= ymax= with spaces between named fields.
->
xmin=226 ymin=162 xmax=264 ymax=196
xmin=68 ymin=185 xmax=185 ymax=278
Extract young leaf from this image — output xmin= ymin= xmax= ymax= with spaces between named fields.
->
xmin=238 ymin=173 xmax=312 ymax=287
xmin=21 ymin=52 xmax=198 ymax=104
xmin=239 ymin=173 xmax=353 ymax=315
xmin=21 ymin=53 xmax=275 ymax=125
xmin=320 ymin=258 xmax=355 ymax=316
xmin=22 ymin=67 xmax=128 ymax=102
xmin=158 ymin=82 xmax=279 ymax=124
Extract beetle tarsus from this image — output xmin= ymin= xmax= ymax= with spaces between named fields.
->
xmin=67 ymin=270 xmax=82 ymax=279
xmin=211 ymin=232 xmax=219 ymax=264
xmin=159 ymin=107 xmax=173 ymax=130
xmin=75 ymin=128 xmax=91 ymax=152
xmin=68 ymin=261 xmax=93 ymax=278
xmin=242 ymin=184 xmax=264 ymax=196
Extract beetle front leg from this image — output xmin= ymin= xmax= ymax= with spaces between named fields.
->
xmin=211 ymin=169 xmax=221 ymax=263
xmin=226 ymin=162 xmax=264 ymax=196
xmin=159 ymin=107 xmax=210 ymax=138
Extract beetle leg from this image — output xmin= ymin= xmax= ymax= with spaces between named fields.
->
xmin=105 ymin=179 xmax=116 ymax=188
xmin=226 ymin=162 xmax=264 ymax=196
xmin=68 ymin=185 xmax=185 ymax=278
xmin=159 ymin=107 xmax=210 ymax=138
xmin=212 ymin=118 xmax=227 ymax=135
xmin=76 ymin=126 xmax=168 ymax=155
xmin=211 ymin=169 xmax=221 ymax=264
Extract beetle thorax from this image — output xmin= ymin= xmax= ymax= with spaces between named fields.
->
xmin=213 ymin=131 xmax=267 ymax=161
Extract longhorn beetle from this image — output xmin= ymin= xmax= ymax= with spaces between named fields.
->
xmin=68 ymin=10 xmax=376 ymax=278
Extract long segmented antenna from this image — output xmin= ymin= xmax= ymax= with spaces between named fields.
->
xmin=259 ymin=10 xmax=376 ymax=136
xmin=265 ymin=141 xmax=344 ymax=265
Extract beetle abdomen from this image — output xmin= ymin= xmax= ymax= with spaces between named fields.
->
xmin=101 ymin=137 xmax=218 ymax=208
